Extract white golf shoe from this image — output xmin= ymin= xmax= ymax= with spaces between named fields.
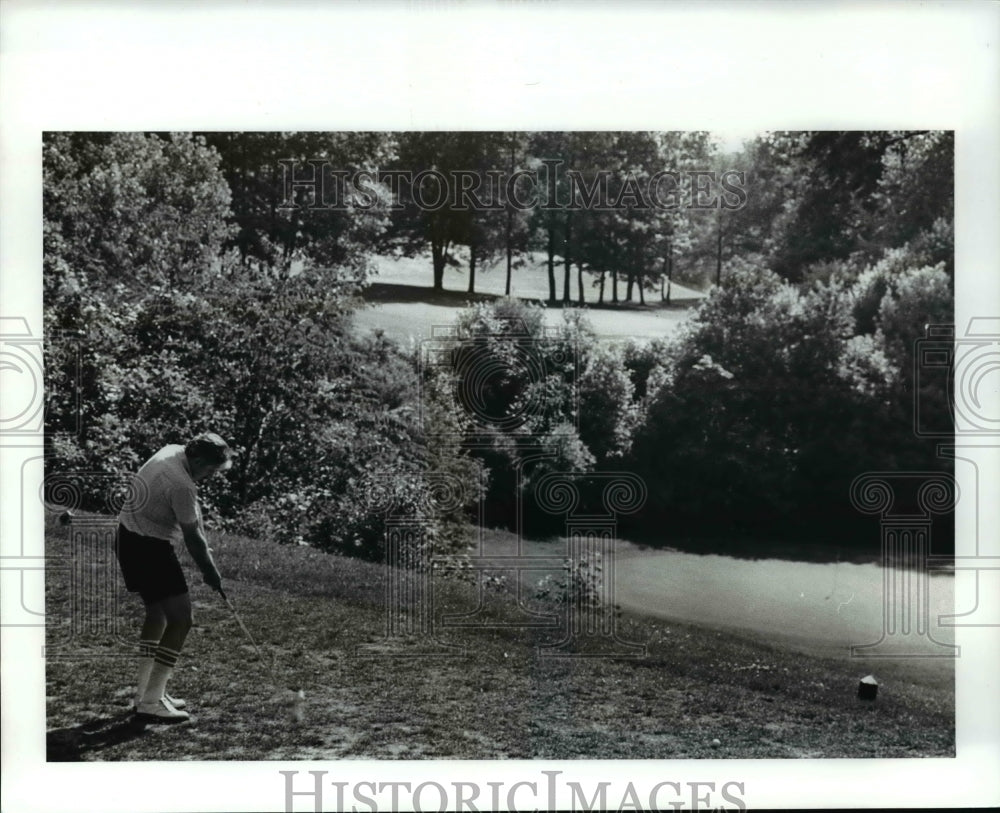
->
xmin=135 ymin=696 xmax=190 ymax=724
xmin=165 ymin=692 xmax=187 ymax=710
xmin=133 ymin=691 xmax=187 ymax=711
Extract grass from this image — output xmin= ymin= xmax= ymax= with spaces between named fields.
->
xmin=45 ymin=513 xmax=954 ymax=761
xmin=351 ymin=252 xmax=704 ymax=343
xmin=366 ymin=250 xmax=707 ymax=305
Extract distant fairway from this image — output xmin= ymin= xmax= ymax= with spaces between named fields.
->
xmin=353 ymin=252 xmax=705 ymax=343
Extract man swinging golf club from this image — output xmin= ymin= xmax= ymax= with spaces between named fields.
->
xmin=116 ymin=432 xmax=234 ymax=723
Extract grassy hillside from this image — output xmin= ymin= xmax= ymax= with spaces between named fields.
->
xmin=352 ymin=252 xmax=704 ymax=343
xmin=45 ymin=516 xmax=954 ymax=761
xmin=368 ymin=251 xmax=707 ymax=304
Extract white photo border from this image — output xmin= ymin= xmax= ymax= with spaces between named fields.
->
xmin=2 ymin=1 xmax=998 ymax=810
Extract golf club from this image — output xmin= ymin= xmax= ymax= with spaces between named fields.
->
xmin=218 ymin=587 xmax=305 ymax=719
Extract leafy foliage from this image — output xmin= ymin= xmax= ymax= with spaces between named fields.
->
xmin=534 ymin=552 xmax=609 ymax=613
xmin=43 ymin=132 xmax=236 ymax=298
xmin=202 ymin=131 xmax=395 ymax=277
xmin=43 ymin=129 xmax=954 ymax=560
xmin=628 ymin=256 xmax=951 ymax=542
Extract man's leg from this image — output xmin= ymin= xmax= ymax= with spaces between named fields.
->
xmin=137 ymin=593 xmax=193 ymax=720
xmin=141 ymin=603 xmax=168 ymax=641
xmin=134 ymin=603 xmax=167 ymax=706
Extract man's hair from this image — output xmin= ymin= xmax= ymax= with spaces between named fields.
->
xmin=185 ymin=432 xmax=235 ymax=469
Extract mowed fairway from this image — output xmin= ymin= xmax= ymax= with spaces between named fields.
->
xmin=352 ymin=253 xmax=705 ymax=342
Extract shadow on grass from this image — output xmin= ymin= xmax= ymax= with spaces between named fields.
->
xmin=623 ymin=532 xmax=887 ymax=566
xmin=47 ymin=711 xmax=154 ymax=761
xmin=361 ymin=282 xmax=701 ymax=312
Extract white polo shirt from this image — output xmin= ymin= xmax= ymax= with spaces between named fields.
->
xmin=119 ymin=445 xmax=200 ymax=541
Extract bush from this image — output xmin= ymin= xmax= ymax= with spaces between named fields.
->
xmin=43 ymin=132 xmax=235 ymax=297
xmin=577 ymin=344 xmax=638 ymax=465
xmin=534 ymin=552 xmax=609 ymax=613
xmin=628 ymin=261 xmax=901 ymax=541
xmin=43 ymin=268 xmax=487 ymax=564
xmin=436 ymin=301 xmax=598 ymax=533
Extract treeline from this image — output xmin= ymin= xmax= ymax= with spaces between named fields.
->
xmin=45 ymin=130 xmax=952 ymax=300
xmin=194 ymin=130 xmax=727 ymax=302
xmin=44 ymin=130 xmax=954 ymax=556
xmin=421 ymin=252 xmax=951 ymax=550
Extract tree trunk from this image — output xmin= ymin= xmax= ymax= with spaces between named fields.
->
xmin=562 ymin=211 xmax=572 ymax=303
xmin=598 ymin=270 xmax=606 ymax=304
xmin=547 ymin=222 xmax=557 ymax=303
xmin=715 ymin=211 xmax=723 ymax=287
xmin=468 ymin=243 xmax=477 ymax=294
xmin=432 ymin=238 xmax=446 ymax=290
xmin=577 ymin=262 xmax=585 ymax=304
xmin=505 ymin=140 xmax=515 ymax=296
xmin=666 ymin=249 xmax=673 ymax=306
xmin=638 ymin=273 xmax=645 ymax=305
xmin=505 ymin=210 xmax=513 ymax=296
xmin=626 ymin=272 xmax=634 ymax=302
xmin=612 ymin=269 xmax=619 ymax=303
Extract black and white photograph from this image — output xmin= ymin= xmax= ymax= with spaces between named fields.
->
xmin=40 ymin=128 xmax=959 ymax=764
xmin=2 ymin=2 xmax=998 ymax=812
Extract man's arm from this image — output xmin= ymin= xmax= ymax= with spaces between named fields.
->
xmin=180 ymin=519 xmax=222 ymax=591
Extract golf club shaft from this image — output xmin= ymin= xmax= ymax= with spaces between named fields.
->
xmin=219 ymin=590 xmax=276 ymax=675
xmin=217 ymin=590 xmax=302 ymax=705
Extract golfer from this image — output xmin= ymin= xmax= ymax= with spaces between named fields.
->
xmin=116 ymin=432 xmax=234 ymax=723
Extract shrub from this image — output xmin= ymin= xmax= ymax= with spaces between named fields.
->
xmin=43 ymin=132 xmax=235 ymax=297
xmin=577 ymin=344 xmax=638 ymax=464
xmin=629 ymin=261 xmax=894 ymax=540
xmin=436 ymin=301 xmax=601 ymax=534
xmin=43 ymin=269 xmax=486 ymax=564
xmin=534 ymin=552 xmax=608 ymax=613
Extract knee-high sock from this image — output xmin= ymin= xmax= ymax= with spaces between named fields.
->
xmin=135 ymin=639 xmax=158 ymax=702
xmin=140 ymin=645 xmax=181 ymax=704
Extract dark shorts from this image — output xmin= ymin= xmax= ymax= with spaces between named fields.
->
xmin=115 ymin=523 xmax=189 ymax=605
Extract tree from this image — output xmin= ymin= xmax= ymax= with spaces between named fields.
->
xmin=759 ymin=130 xmax=953 ymax=282
xmin=528 ymin=132 xmax=570 ymax=303
xmin=43 ymin=132 xmax=236 ymax=299
xmin=449 ymin=132 xmax=513 ymax=294
xmin=203 ymin=131 xmax=394 ymax=280
xmin=577 ymin=343 xmax=638 ymax=465
xmin=502 ymin=132 xmax=533 ymax=296
xmin=559 ymin=132 xmax=627 ymax=304
xmin=629 ymin=262 xmax=895 ymax=540
xmin=723 ymin=131 xmax=809 ymax=268
xmin=385 ymin=132 xmax=491 ymax=291
xmin=432 ymin=300 xmax=594 ymax=532
xmin=43 ymin=131 xmax=483 ymax=562
xmin=863 ymin=131 xmax=954 ymax=275
xmin=645 ymin=132 xmax=714 ymax=300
